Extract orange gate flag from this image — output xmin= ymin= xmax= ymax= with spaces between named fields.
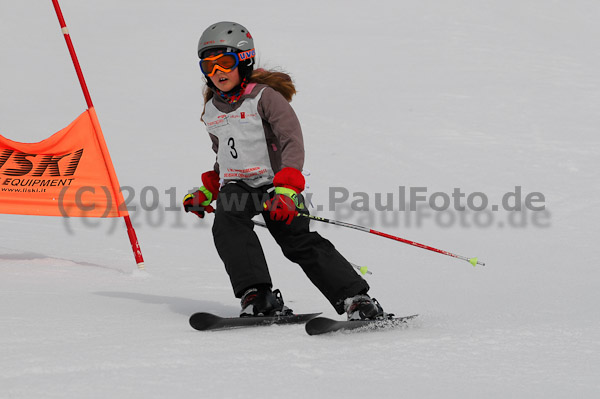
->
xmin=0 ymin=107 xmax=128 ymax=218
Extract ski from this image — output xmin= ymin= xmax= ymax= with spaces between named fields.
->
xmin=305 ymin=314 xmax=418 ymax=336
xmin=189 ymin=312 xmax=322 ymax=331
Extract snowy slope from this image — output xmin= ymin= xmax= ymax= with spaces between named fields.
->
xmin=1 ymin=1 xmax=599 ymax=398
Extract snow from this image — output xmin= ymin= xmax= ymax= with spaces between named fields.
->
xmin=1 ymin=0 xmax=599 ymax=398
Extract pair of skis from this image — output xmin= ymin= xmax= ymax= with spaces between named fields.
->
xmin=189 ymin=312 xmax=418 ymax=335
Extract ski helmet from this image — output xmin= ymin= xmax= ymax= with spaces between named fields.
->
xmin=198 ymin=21 xmax=255 ymax=84
xmin=197 ymin=21 xmax=254 ymax=58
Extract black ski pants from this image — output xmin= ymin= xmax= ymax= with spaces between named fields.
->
xmin=212 ymin=181 xmax=369 ymax=314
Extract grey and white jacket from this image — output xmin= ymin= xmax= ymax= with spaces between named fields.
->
xmin=203 ymin=83 xmax=305 ymax=188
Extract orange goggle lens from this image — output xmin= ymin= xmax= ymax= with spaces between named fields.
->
xmin=200 ymin=53 xmax=239 ymax=76
xmin=199 ymin=49 xmax=256 ymax=77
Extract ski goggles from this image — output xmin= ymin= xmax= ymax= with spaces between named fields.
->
xmin=199 ymin=49 xmax=256 ymax=77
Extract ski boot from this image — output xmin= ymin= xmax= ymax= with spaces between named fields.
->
xmin=239 ymin=287 xmax=293 ymax=317
xmin=344 ymin=294 xmax=386 ymax=320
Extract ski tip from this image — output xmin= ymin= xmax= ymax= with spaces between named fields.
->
xmin=305 ymin=314 xmax=419 ymax=336
xmin=305 ymin=317 xmax=336 ymax=336
xmin=189 ymin=312 xmax=221 ymax=331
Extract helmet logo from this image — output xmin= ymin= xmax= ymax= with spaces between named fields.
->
xmin=237 ymin=40 xmax=248 ymax=48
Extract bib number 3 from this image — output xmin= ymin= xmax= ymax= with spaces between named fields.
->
xmin=228 ymin=137 xmax=238 ymax=159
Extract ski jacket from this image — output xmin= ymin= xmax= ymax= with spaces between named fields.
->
xmin=203 ymin=83 xmax=305 ymax=188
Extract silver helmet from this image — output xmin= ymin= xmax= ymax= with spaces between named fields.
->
xmin=197 ymin=21 xmax=254 ymax=58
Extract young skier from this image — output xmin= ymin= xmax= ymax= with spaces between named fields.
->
xmin=183 ymin=21 xmax=386 ymax=320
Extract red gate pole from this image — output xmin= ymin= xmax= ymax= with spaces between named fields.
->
xmin=51 ymin=0 xmax=145 ymax=269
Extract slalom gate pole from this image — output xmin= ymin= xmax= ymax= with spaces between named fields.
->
xmin=52 ymin=0 xmax=145 ymax=269
xmin=298 ymin=213 xmax=485 ymax=267
xmin=251 ymin=219 xmax=372 ymax=275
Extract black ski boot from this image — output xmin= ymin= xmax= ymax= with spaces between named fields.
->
xmin=344 ymin=294 xmax=385 ymax=320
xmin=239 ymin=287 xmax=292 ymax=317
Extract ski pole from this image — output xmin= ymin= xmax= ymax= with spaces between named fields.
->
xmin=298 ymin=213 xmax=485 ymax=267
xmin=251 ymin=218 xmax=372 ymax=275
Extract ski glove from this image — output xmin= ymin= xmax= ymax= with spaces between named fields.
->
xmin=183 ymin=170 xmax=220 ymax=219
xmin=183 ymin=188 xmax=214 ymax=218
xmin=264 ymin=167 xmax=305 ymax=225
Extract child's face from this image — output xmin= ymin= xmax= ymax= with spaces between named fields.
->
xmin=209 ymin=67 xmax=242 ymax=92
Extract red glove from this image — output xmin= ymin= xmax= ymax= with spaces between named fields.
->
xmin=264 ymin=167 xmax=305 ymax=225
xmin=264 ymin=194 xmax=297 ymax=224
xmin=183 ymin=170 xmax=220 ymax=219
xmin=183 ymin=190 xmax=213 ymax=218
